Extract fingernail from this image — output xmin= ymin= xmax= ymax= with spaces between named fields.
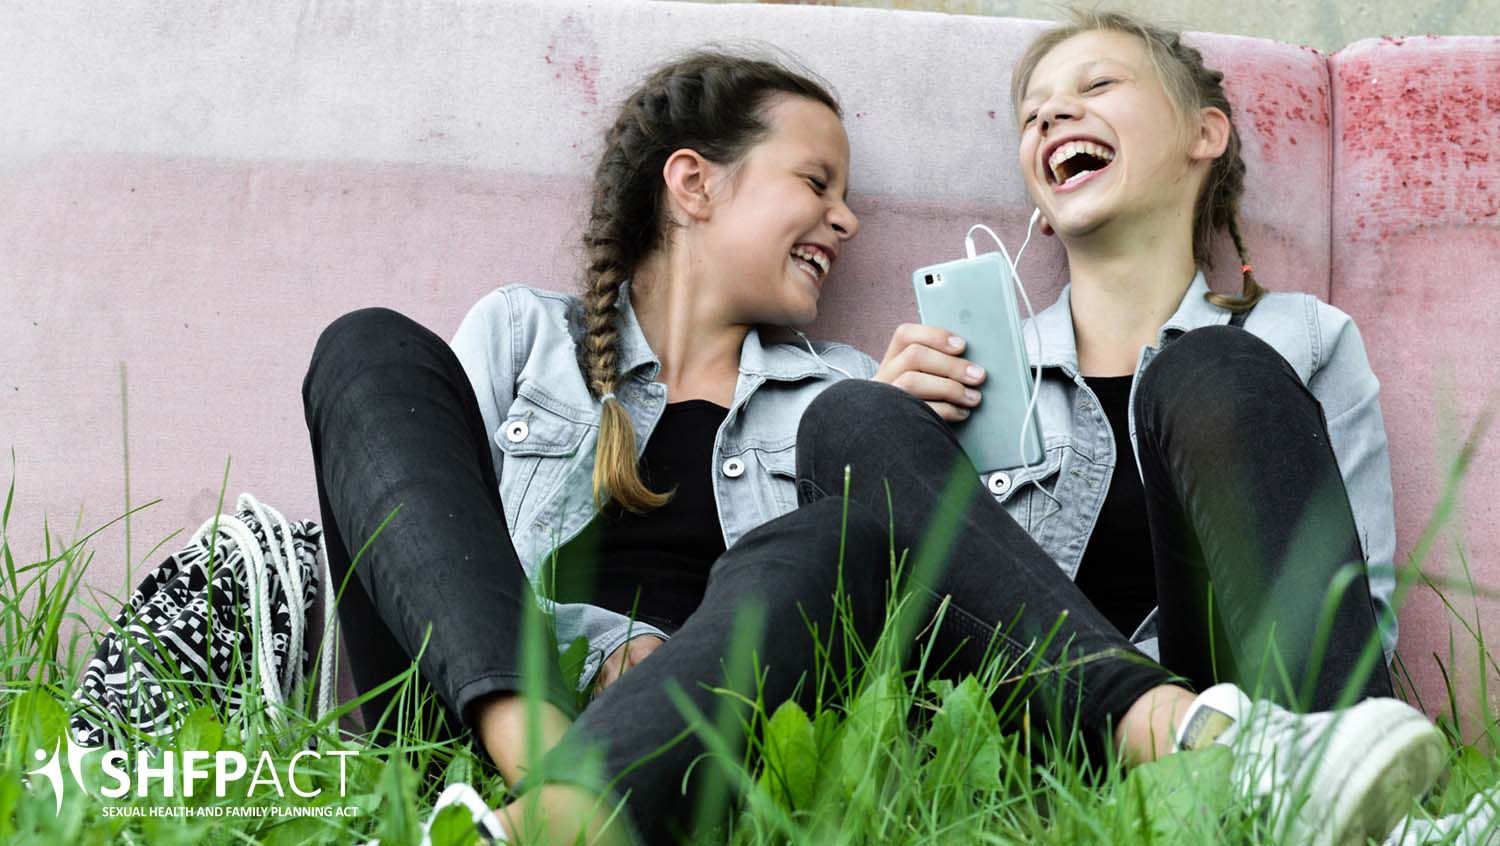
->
xmin=964 ymin=388 xmax=981 ymax=403
xmin=956 ymin=408 xmax=971 ymax=419
xmin=948 ymin=336 xmax=963 ymax=350
xmin=966 ymin=365 xmax=984 ymax=380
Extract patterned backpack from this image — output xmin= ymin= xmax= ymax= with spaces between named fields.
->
xmin=70 ymin=494 xmax=340 ymax=748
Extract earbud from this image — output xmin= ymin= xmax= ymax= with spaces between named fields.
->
xmin=1029 ymin=207 xmax=1042 ymax=227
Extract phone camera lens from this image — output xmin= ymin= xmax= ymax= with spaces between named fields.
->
xmin=924 ymin=274 xmax=935 ymax=286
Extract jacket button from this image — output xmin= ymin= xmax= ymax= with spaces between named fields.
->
xmin=504 ymin=420 xmax=529 ymax=443
xmin=987 ymin=472 xmax=1012 ymax=496
xmin=721 ymin=458 xmax=746 ymax=478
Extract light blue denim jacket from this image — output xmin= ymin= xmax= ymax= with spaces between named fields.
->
xmin=448 ymin=282 xmax=878 ymax=691
xmin=989 ymin=272 xmax=1398 ymax=662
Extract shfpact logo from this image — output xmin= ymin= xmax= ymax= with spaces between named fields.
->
xmin=26 ymin=736 xmax=96 ymax=814
xmin=26 ymin=737 xmax=357 ymax=814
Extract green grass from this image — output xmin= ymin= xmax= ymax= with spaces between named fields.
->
xmin=1 ymin=427 xmax=1497 ymax=845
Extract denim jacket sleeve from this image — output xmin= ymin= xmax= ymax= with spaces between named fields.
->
xmin=1305 ymin=299 xmax=1399 ymax=659
xmin=553 ymin=612 xmax=667 ymax=695
xmin=449 ymin=288 xmax=667 ymax=693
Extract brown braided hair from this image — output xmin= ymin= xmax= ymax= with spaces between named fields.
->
xmin=1011 ymin=9 xmax=1267 ymax=313
xmin=581 ymin=50 xmax=840 ymax=512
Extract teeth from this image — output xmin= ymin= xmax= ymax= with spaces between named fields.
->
xmin=1047 ymin=140 xmax=1115 ymax=184
xmin=790 ymin=245 xmax=830 ymax=278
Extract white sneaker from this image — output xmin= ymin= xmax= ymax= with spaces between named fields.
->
xmin=423 ymin=783 xmax=510 ymax=845
xmin=1385 ymin=790 xmax=1500 ymax=845
xmin=1176 ymin=683 xmax=1448 ymax=846
xmin=363 ymin=782 xmax=510 ymax=846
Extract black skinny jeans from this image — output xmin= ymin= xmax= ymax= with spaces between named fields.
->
xmin=1134 ymin=325 xmax=1392 ymax=706
xmin=303 ymin=309 xmax=1388 ymax=843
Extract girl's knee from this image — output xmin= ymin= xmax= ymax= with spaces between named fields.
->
xmin=797 ymin=381 xmax=938 ymax=489
xmin=1136 ymin=326 xmax=1303 ymax=434
xmin=800 ymin=380 xmax=922 ymax=440
xmin=305 ymin=307 xmax=451 ymax=402
xmin=312 ymin=307 xmax=430 ymax=363
xmin=1142 ymin=327 xmax=1287 ymax=395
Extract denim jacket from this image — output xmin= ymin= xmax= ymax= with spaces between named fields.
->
xmin=989 ymin=272 xmax=1398 ymax=661
xmin=449 ymin=282 xmax=878 ymax=690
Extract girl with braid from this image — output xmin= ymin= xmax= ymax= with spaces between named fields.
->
xmin=306 ymin=29 xmax=1453 ymax=846
xmin=305 ymin=49 xmax=886 ymax=845
xmin=997 ymin=8 xmax=1396 ymax=719
xmin=795 ymin=9 xmax=1472 ymax=846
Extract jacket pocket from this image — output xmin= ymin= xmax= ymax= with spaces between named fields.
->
xmin=749 ymin=444 xmax=799 ymax=514
xmin=985 ymin=447 xmax=1064 ymax=535
xmin=496 ymin=383 xmax=592 ymax=528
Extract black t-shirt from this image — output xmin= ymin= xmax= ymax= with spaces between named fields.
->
xmin=547 ymin=399 xmax=729 ymax=633
xmin=1072 ymin=375 xmax=1158 ymax=636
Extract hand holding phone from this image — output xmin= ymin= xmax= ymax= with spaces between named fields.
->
xmin=873 ymin=323 xmax=987 ymax=422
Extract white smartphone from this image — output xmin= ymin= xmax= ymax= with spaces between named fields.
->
xmin=911 ymin=252 xmax=1043 ymax=472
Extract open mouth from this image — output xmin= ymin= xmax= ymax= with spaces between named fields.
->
xmin=1046 ymin=139 xmax=1116 ymax=189
xmin=790 ymin=244 xmax=831 ymax=282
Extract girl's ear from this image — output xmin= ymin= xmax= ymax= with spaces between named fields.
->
xmin=661 ymin=148 xmax=716 ymax=222
xmin=1191 ymin=106 xmax=1231 ymax=163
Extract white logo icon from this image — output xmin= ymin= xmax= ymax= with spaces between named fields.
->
xmin=26 ymin=737 xmax=98 ymax=815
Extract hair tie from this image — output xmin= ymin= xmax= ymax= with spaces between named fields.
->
xmin=599 ymin=392 xmax=617 ymax=404
xmin=1241 ymin=264 xmax=1254 ymax=275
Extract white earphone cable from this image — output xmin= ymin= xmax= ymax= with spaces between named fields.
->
xmin=962 ymin=210 xmax=1045 ymax=479
xmin=792 ymin=328 xmax=856 ymax=379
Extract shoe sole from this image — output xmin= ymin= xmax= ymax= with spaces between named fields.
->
xmin=1288 ymin=700 xmax=1448 ymax=846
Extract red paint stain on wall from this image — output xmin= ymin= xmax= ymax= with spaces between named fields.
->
xmin=1236 ymin=67 xmax=1331 ymax=163
xmin=1336 ymin=44 xmax=1500 ymax=237
xmin=544 ymin=14 xmax=601 ymax=112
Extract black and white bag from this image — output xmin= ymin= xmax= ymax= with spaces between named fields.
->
xmin=71 ymin=494 xmax=340 ymax=748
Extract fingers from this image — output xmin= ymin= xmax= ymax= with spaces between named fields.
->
xmin=926 ymin=400 xmax=975 ymax=423
xmin=592 ymin=644 xmax=626 ymax=696
xmin=880 ymin=322 xmax=965 ymax=362
xmin=877 ymin=325 xmax=986 ymax=388
xmin=591 ymin=665 xmax=616 ymax=697
xmin=626 ymin=635 xmax=665 ymax=663
xmin=592 ymin=634 xmax=667 ymax=696
xmin=886 ymin=346 xmax=985 ymax=392
xmin=875 ymin=324 xmax=986 ymax=416
xmin=892 ymin=371 xmax=982 ymax=415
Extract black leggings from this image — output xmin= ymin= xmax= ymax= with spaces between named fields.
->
xmin=303 ymin=309 xmax=1388 ymax=842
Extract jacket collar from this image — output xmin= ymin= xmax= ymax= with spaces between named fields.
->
xmin=1025 ymin=270 xmax=1228 ymax=375
xmin=1159 ymin=270 xmax=1232 ymax=339
xmin=614 ymin=280 xmax=661 ymax=379
xmin=614 ymin=280 xmax=834 ymax=383
xmin=737 ymin=327 xmax=837 ymax=381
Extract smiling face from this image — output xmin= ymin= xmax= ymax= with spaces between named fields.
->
xmin=1016 ymin=30 xmax=1207 ymax=245
xmin=696 ymin=94 xmax=859 ymax=326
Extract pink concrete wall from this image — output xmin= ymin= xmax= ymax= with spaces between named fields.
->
xmin=5 ymin=0 xmax=1482 ymax=723
xmin=1330 ymin=36 xmax=1500 ymax=731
